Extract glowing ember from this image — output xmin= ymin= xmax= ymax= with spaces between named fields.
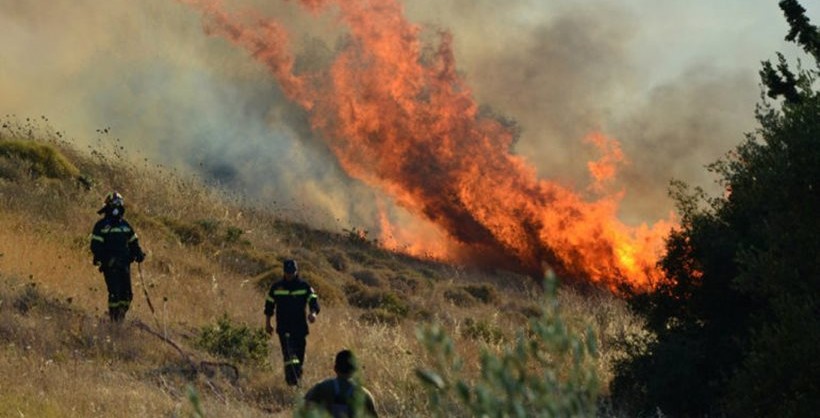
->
xmin=182 ymin=0 xmax=675 ymax=291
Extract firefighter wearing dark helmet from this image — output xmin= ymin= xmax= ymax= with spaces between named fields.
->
xmin=90 ymin=192 xmax=146 ymax=323
xmin=264 ymin=259 xmax=320 ymax=386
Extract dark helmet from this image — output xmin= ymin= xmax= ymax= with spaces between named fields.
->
xmin=98 ymin=191 xmax=125 ymax=216
xmin=283 ymin=259 xmax=298 ymax=274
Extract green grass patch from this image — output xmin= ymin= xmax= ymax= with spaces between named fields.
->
xmin=0 ymin=139 xmax=79 ymax=179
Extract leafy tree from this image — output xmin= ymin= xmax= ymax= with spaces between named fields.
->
xmin=612 ymin=1 xmax=820 ymax=416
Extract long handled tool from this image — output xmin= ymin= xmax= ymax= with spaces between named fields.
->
xmin=137 ymin=262 xmax=161 ymax=330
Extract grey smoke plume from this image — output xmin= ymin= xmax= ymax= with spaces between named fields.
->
xmin=0 ymin=0 xmax=815 ymax=235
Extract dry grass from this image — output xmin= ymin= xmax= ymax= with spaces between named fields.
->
xmin=0 ymin=121 xmax=646 ymax=416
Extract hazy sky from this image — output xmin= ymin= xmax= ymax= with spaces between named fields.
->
xmin=1 ymin=0 xmax=816 ymax=232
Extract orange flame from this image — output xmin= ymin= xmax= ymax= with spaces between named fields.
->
xmin=585 ymin=132 xmax=626 ymax=194
xmin=183 ymin=0 xmax=676 ymax=291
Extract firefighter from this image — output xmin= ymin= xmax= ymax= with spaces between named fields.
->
xmin=90 ymin=192 xmax=145 ymax=323
xmin=264 ymin=259 xmax=320 ymax=386
xmin=303 ymin=349 xmax=379 ymax=417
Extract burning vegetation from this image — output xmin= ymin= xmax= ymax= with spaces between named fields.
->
xmin=182 ymin=0 xmax=675 ymax=291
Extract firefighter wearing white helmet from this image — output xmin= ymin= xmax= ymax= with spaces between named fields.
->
xmin=90 ymin=192 xmax=146 ymax=323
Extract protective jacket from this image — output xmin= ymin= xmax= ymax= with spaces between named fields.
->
xmin=90 ymin=216 xmax=143 ymax=268
xmin=264 ymin=276 xmax=319 ymax=336
xmin=304 ymin=377 xmax=379 ymax=417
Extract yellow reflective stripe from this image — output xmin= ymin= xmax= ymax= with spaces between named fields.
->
xmin=266 ymin=295 xmax=275 ymax=303
xmin=273 ymin=289 xmax=313 ymax=297
xmin=90 ymin=234 xmax=104 ymax=242
xmin=128 ymin=235 xmax=138 ymax=242
xmin=102 ymin=227 xmax=132 ymax=233
xmin=285 ymin=358 xmax=300 ymax=365
xmin=308 ymin=294 xmax=318 ymax=300
xmin=108 ymin=301 xmax=131 ymax=308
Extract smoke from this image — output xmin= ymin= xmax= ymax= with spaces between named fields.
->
xmin=0 ymin=0 xmax=379 ymax=228
xmin=402 ymin=0 xmax=800 ymax=223
xmin=0 ymin=0 xmax=814 ymax=242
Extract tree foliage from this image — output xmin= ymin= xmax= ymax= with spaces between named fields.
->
xmin=612 ymin=1 xmax=820 ymax=416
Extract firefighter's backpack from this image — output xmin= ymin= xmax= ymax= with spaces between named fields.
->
xmin=330 ymin=378 xmax=355 ymax=418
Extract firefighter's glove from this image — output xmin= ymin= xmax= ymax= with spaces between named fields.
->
xmin=133 ymin=251 xmax=146 ymax=263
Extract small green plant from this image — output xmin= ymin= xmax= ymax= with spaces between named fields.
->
xmin=461 ymin=317 xmax=504 ymax=344
xmin=416 ymin=274 xmax=600 ymax=417
xmin=197 ymin=314 xmax=269 ymax=364
xmin=186 ymin=385 xmax=206 ymax=418
xmin=224 ymin=226 xmax=243 ymax=243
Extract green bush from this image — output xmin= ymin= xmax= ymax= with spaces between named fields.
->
xmin=197 ymin=314 xmax=269 ymax=364
xmin=416 ymin=275 xmax=600 ymax=417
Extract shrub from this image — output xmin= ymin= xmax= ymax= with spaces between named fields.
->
xmin=461 ymin=318 xmax=504 ymax=344
xmin=443 ymin=288 xmax=475 ymax=308
xmin=388 ymin=273 xmax=424 ymax=293
xmin=224 ymin=226 xmax=244 ymax=244
xmin=416 ymin=275 xmax=600 ymax=417
xmin=462 ymin=284 xmax=498 ymax=304
xmin=13 ymin=282 xmax=46 ymax=314
xmin=351 ymin=269 xmax=383 ymax=287
xmin=325 ymin=250 xmax=348 ymax=272
xmin=197 ymin=314 xmax=269 ymax=364
xmin=345 ymin=284 xmax=409 ymax=318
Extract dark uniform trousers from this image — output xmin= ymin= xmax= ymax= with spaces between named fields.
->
xmin=103 ymin=263 xmax=133 ymax=322
xmin=278 ymin=332 xmax=307 ymax=385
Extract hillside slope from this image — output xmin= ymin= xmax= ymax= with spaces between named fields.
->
xmin=0 ymin=120 xmax=644 ymax=417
